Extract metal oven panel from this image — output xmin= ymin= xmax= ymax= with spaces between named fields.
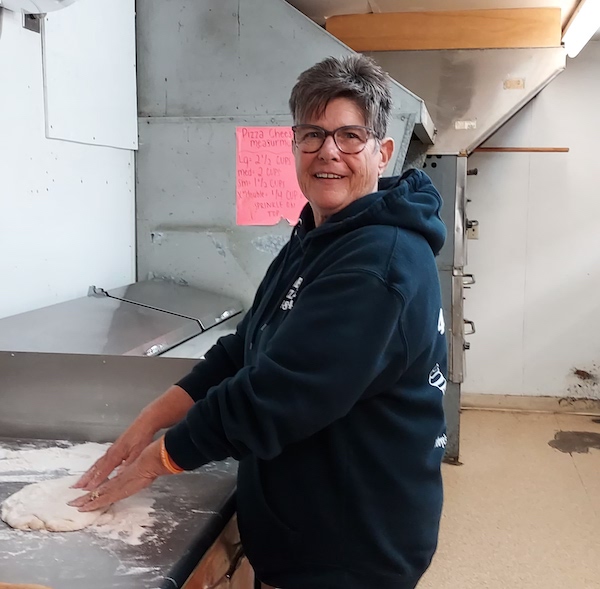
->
xmin=454 ymin=157 xmax=467 ymax=269
xmin=450 ymin=273 xmax=465 ymax=384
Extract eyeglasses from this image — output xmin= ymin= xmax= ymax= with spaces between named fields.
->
xmin=291 ymin=125 xmax=377 ymax=154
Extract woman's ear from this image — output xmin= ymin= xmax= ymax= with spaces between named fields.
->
xmin=378 ymin=137 xmax=395 ymax=174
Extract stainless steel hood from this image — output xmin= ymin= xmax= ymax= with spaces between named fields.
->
xmin=366 ymin=47 xmax=566 ymax=154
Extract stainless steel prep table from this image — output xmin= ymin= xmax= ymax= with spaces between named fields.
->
xmin=0 ymin=437 xmax=237 ymax=589
xmin=0 ymin=281 xmax=244 ymax=586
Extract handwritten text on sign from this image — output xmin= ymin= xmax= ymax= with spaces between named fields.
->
xmin=236 ymin=127 xmax=306 ymax=226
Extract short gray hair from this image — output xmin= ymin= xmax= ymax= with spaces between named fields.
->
xmin=289 ymin=55 xmax=393 ymax=139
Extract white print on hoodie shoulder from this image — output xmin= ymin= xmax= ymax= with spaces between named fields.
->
xmin=280 ymin=276 xmax=304 ymax=311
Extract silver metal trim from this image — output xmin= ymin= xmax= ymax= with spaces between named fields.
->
xmin=413 ymin=102 xmax=436 ymax=145
xmin=449 ymin=272 xmax=465 ymax=384
xmin=453 ymin=156 xmax=467 ymax=270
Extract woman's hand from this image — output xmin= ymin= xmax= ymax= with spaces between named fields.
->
xmin=69 ymin=438 xmax=170 ymax=512
xmin=73 ymin=385 xmax=194 ymax=491
xmin=72 ymin=417 xmax=156 ymax=491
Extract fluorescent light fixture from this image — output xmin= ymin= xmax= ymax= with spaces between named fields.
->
xmin=562 ymin=0 xmax=600 ymax=58
xmin=0 ymin=0 xmax=78 ymax=12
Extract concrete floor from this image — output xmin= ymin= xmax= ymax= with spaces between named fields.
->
xmin=418 ymin=410 xmax=600 ymax=589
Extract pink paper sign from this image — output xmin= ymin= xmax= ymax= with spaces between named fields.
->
xmin=236 ymin=127 xmax=306 ymax=225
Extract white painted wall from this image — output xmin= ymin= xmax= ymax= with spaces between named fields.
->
xmin=463 ymin=40 xmax=600 ymax=398
xmin=0 ymin=4 xmax=136 ymax=320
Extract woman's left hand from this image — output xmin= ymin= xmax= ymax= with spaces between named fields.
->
xmin=69 ymin=438 xmax=171 ymax=512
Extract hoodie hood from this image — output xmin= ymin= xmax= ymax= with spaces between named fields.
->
xmin=298 ymin=168 xmax=446 ymax=256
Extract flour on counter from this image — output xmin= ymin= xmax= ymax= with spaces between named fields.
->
xmin=0 ymin=442 xmax=110 ymax=476
xmin=0 ymin=441 xmax=159 ymax=546
xmin=92 ymin=490 xmax=158 ymax=546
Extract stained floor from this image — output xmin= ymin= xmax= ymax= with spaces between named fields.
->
xmin=418 ymin=410 xmax=600 ymax=589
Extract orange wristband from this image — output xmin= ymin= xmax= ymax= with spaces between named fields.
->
xmin=160 ymin=435 xmax=184 ymax=474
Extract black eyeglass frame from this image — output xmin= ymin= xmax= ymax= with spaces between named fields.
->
xmin=291 ymin=124 xmax=379 ymax=154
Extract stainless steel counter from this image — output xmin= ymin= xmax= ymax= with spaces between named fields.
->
xmin=0 ymin=437 xmax=237 ymax=589
xmin=0 ymin=280 xmax=245 ymax=586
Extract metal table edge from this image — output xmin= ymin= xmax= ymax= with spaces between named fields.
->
xmin=161 ymin=489 xmax=237 ymax=589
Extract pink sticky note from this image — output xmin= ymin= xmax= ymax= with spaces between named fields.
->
xmin=236 ymin=127 xmax=306 ymax=226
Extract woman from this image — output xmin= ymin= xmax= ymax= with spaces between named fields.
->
xmin=72 ymin=55 xmax=447 ymax=589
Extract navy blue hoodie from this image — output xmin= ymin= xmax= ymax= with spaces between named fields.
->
xmin=165 ymin=168 xmax=448 ymax=589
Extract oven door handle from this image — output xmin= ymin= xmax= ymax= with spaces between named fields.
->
xmin=464 ymin=319 xmax=476 ymax=335
xmin=462 ymin=274 xmax=476 ymax=286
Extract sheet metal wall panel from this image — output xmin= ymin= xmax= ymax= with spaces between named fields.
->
xmin=136 ymin=0 xmax=424 ymax=118
xmin=136 ymin=115 xmax=411 ymax=308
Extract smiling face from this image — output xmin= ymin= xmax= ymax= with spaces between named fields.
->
xmin=293 ymin=97 xmax=394 ymax=227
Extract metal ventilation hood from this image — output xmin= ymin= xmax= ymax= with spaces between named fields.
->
xmin=366 ymin=47 xmax=566 ymax=154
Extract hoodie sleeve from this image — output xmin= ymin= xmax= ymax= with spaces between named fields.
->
xmin=174 ymin=242 xmax=292 ymax=402
xmin=164 ymin=270 xmax=409 ymax=470
xmin=174 ymin=312 xmax=250 ymax=402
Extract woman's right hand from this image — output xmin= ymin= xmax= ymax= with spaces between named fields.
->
xmin=72 ymin=385 xmax=195 ymax=491
xmin=72 ymin=417 xmax=156 ymax=491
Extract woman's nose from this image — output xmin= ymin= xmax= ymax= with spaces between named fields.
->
xmin=317 ymin=135 xmax=341 ymax=160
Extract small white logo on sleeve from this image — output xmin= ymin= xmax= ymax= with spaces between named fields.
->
xmin=438 ymin=308 xmax=445 ymax=335
xmin=434 ymin=434 xmax=448 ymax=449
xmin=280 ymin=276 xmax=303 ymax=311
xmin=428 ymin=363 xmax=447 ymax=395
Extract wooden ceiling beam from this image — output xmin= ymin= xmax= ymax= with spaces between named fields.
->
xmin=325 ymin=8 xmax=562 ymax=51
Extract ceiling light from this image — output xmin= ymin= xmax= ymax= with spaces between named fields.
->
xmin=562 ymin=0 xmax=600 ymax=58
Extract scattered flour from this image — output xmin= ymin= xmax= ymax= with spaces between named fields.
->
xmin=0 ymin=441 xmax=157 ymax=545
xmin=92 ymin=490 xmax=157 ymax=546
xmin=0 ymin=442 xmax=110 ymax=475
